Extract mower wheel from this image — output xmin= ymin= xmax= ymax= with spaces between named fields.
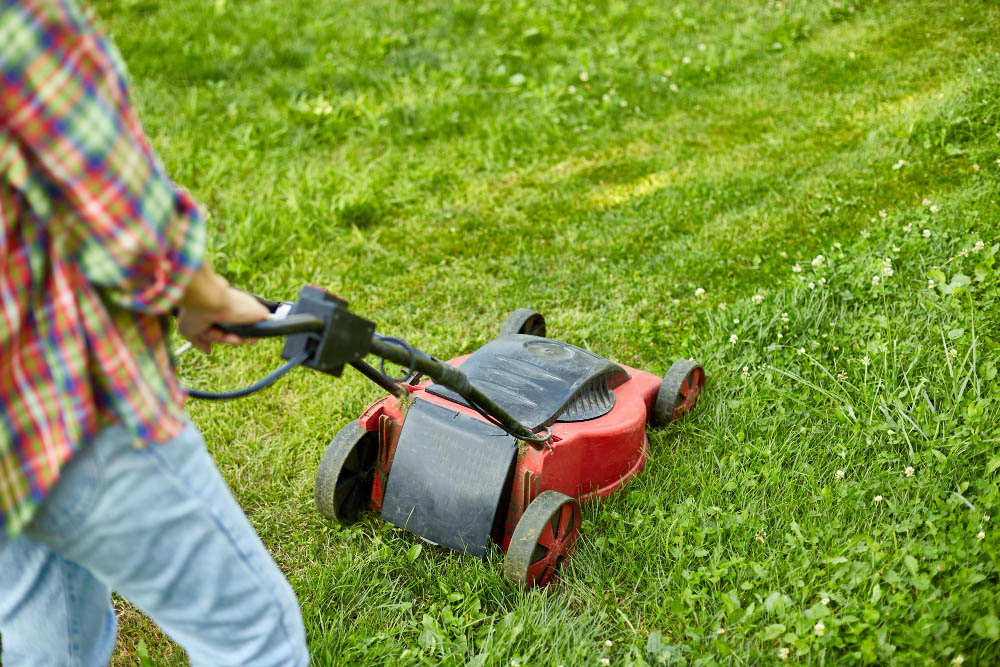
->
xmin=652 ymin=359 xmax=706 ymax=426
xmin=314 ymin=421 xmax=378 ymax=525
xmin=500 ymin=309 xmax=546 ymax=337
xmin=503 ymin=491 xmax=581 ymax=588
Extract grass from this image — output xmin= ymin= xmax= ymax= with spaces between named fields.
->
xmin=86 ymin=0 xmax=1000 ymax=663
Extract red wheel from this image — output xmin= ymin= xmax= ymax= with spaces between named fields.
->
xmin=503 ymin=491 xmax=581 ymax=588
xmin=652 ymin=359 xmax=705 ymax=426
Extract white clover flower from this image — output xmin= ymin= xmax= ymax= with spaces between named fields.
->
xmin=833 ymin=345 xmax=840 ymax=351
xmin=985 ymin=515 xmax=991 ymax=522
xmin=812 ymin=254 xmax=825 ymax=267
xmin=734 ymin=318 xmax=740 ymax=324
xmin=948 ymin=348 xmax=958 ymax=358
xmin=669 ymin=83 xmax=679 ymax=92
xmin=777 ymin=332 xmax=783 ymax=339
xmin=730 ymin=334 xmax=739 ymax=344
xmin=797 ymin=347 xmax=806 ymax=355
xmin=694 ymin=287 xmax=706 ymax=298
xmin=872 ymin=275 xmax=880 ymax=285
xmin=716 ymin=628 xmax=726 ymax=635
xmin=923 ymin=229 xmax=931 ymax=238
xmin=861 ymin=229 xmax=871 ymax=239
xmin=833 ymin=241 xmax=842 ymax=249
xmin=755 ymin=532 xmax=765 ymax=542
xmin=905 ymin=466 xmax=915 ymax=477
xmin=780 ymin=312 xmax=789 ymax=324
xmin=879 ymin=210 xmax=888 ymax=218
xmin=777 ymin=647 xmax=790 ymax=660
xmin=792 ymin=263 xmax=803 ymax=273
xmin=903 ymin=224 xmax=912 ymax=233
xmin=973 ymin=240 xmax=985 ymax=253
xmin=928 ymin=279 xmax=936 ymax=289
xmin=821 ymin=596 xmax=830 ymax=605
xmin=814 ymin=621 xmax=825 ymax=637
xmin=698 ymin=43 xmax=707 ymax=51
xmin=882 ymin=266 xmax=894 ymax=277
xmin=742 ymin=366 xmax=750 ymax=378
xmin=600 ymin=659 xmax=610 ymax=667
xmin=580 ymin=71 xmax=589 ymax=81
xmin=893 ymin=246 xmax=900 ymax=253
xmin=837 ymin=371 xmax=847 ymax=380
xmin=873 ymin=494 xmax=883 ymax=503
xmin=808 ymin=281 xmax=816 ymax=289
xmin=861 ymin=355 xmax=871 ymax=366
xmin=604 ymin=639 xmax=614 ymax=647
xmin=752 ymin=293 xmax=765 ymax=305
xmin=835 ymin=469 xmax=845 ymax=479
xmin=922 ymin=198 xmax=933 ymax=206
xmin=682 ymin=56 xmax=691 ymax=64
xmin=976 ymin=530 xmax=985 ymax=540
xmin=973 ymin=164 xmax=980 ymax=171
xmin=930 ymin=205 xmax=939 ymax=213
xmin=568 ymin=85 xmax=577 ymax=94
xmin=602 ymin=93 xmax=611 ymax=102
xmin=892 ymin=159 xmax=906 ymax=170
xmin=952 ymin=655 xmax=965 ymax=666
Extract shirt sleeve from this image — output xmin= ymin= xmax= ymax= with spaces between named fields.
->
xmin=0 ymin=0 xmax=205 ymax=315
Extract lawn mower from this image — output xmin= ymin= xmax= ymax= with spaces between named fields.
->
xmin=193 ymin=285 xmax=706 ymax=588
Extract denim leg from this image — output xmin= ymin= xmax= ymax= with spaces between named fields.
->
xmin=0 ymin=532 xmax=117 ymax=667
xmin=25 ymin=421 xmax=308 ymax=667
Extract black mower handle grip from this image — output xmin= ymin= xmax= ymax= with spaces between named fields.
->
xmin=216 ymin=314 xmax=325 ymax=338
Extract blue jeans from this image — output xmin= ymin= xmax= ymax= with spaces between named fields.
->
xmin=0 ymin=420 xmax=308 ymax=666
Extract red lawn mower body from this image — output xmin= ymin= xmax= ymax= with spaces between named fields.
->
xmin=313 ymin=310 xmax=705 ymax=588
xmin=361 ymin=358 xmax=662 ymax=546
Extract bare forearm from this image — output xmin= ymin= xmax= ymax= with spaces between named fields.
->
xmin=177 ymin=261 xmax=231 ymax=313
xmin=175 ymin=261 xmax=269 ymax=353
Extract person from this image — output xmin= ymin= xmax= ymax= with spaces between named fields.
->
xmin=0 ymin=1 xmax=309 ymax=664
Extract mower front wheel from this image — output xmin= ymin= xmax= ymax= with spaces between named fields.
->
xmin=652 ymin=359 xmax=706 ymax=426
xmin=503 ymin=491 xmax=581 ymax=588
xmin=314 ymin=421 xmax=378 ymax=525
xmin=500 ymin=309 xmax=546 ymax=337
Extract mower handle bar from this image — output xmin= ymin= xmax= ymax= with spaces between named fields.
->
xmin=216 ymin=313 xmax=548 ymax=447
xmin=217 ymin=314 xmax=325 ymax=338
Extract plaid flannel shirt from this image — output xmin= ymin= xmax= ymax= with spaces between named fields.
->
xmin=0 ymin=0 xmax=205 ymax=538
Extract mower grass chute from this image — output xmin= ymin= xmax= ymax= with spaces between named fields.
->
xmin=202 ymin=285 xmax=706 ymax=588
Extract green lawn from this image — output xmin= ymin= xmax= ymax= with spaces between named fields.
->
xmin=99 ymin=0 xmax=1000 ymax=664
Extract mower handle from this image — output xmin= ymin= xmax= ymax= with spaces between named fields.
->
xmin=216 ymin=314 xmax=325 ymax=338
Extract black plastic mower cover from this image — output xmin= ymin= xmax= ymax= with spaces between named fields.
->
xmin=381 ymin=398 xmax=516 ymax=558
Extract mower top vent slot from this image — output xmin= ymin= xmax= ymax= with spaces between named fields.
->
xmin=555 ymin=374 xmax=616 ymax=422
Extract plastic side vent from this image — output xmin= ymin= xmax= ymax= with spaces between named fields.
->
xmin=555 ymin=373 xmax=616 ymax=422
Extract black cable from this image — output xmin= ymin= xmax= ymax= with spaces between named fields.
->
xmin=377 ymin=336 xmax=417 ymax=382
xmin=185 ymin=351 xmax=311 ymax=401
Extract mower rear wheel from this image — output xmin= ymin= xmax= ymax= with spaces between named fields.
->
xmin=503 ymin=491 xmax=581 ymax=588
xmin=500 ymin=309 xmax=546 ymax=337
xmin=652 ymin=359 xmax=706 ymax=426
xmin=314 ymin=421 xmax=378 ymax=525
